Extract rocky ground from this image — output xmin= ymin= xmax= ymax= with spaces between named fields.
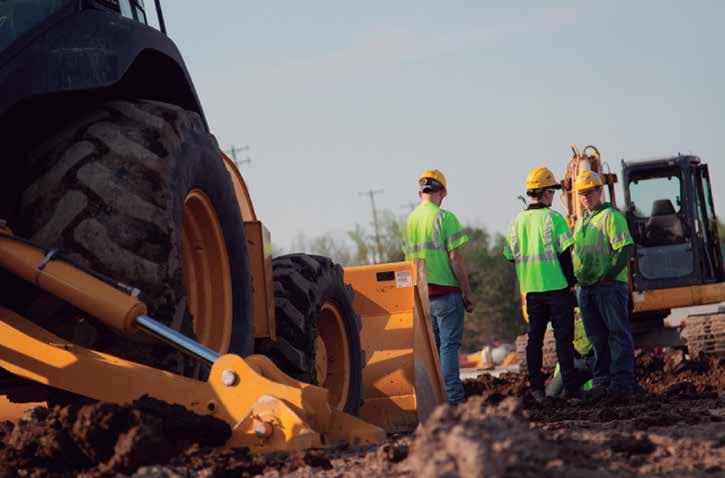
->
xmin=0 ymin=351 xmax=722 ymax=477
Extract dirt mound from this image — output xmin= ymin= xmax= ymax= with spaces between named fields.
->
xmin=462 ymin=372 xmax=527 ymax=402
xmin=1 ymin=349 xmax=722 ymax=477
xmin=463 ymin=351 xmax=725 ymax=402
xmin=525 ymin=391 xmax=722 ymax=430
xmin=158 ymin=446 xmax=336 ymax=477
xmin=405 ymin=397 xmax=548 ymax=478
xmin=403 ymin=392 xmax=725 ymax=478
xmin=0 ymin=396 xmax=229 ymax=477
xmin=636 ymin=351 xmax=725 ymax=394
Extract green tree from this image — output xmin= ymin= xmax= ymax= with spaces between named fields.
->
xmin=347 ymin=209 xmax=405 ymax=265
xmin=377 ymin=210 xmax=405 ymax=263
xmin=460 ymin=227 xmax=525 ymax=352
xmin=347 ymin=224 xmax=374 ymax=265
xmin=347 ymin=216 xmax=525 ymax=350
xmin=308 ymin=234 xmax=352 ymax=265
xmin=285 ymin=232 xmax=352 ymax=265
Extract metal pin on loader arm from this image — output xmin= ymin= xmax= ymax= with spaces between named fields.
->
xmin=0 ymin=228 xmax=387 ymax=451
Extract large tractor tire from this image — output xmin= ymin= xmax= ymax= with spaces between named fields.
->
xmin=19 ymin=99 xmax=253 ymax=368
xmin=257 ymin=254 xmax=363 ymax=415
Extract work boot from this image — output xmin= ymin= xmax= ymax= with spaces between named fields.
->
xmin=561 ymin=388 xmax=585 ymax=401
xmin=605 ymin=388 xmax=631 ymax=401
xmin=630 ymin=383 xmax=647 ymax=396
xmin=582 ymin=386 xmax=608 ymax=402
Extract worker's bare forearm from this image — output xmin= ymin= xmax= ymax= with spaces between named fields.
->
xmin=449 ymin=249 xmax=473 ymax=297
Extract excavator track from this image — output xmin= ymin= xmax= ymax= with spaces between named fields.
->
xmin=683 ymin=312 xmax=725 ymax=358
xmin=515 ymin=329 xmax=558 ymax=370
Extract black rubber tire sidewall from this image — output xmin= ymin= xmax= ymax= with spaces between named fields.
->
xmin=261 ymin=254 xmax=363 ymax=415
xmin=19 ymin=100 xmax=254 ymax=359
xmin=171 ymin=125 xmax=254 ymax=357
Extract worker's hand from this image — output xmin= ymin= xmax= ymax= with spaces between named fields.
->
xmin=569 ymin=287 xmax=579 ymax=307
xmin=463 ymin=292 xmax=475 ymax=313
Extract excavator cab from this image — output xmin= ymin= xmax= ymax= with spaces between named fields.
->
xmin=623 ymin=156 xmax=723 ymax=292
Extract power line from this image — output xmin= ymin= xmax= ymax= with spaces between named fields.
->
xmin=358 ymin=188 xmax=384 ymax=263
xmin=225 ymin=144 xmax=252 ymax=168
xmin=401 ymin=201 xmax=418 ymax=213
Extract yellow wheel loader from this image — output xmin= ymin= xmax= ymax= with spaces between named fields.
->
xmin=0 ymin=1 xmax=445 ymax=451
xmin=516 ymin=145 xmax=725 ymax=364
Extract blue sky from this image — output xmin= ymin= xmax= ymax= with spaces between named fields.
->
xmin=154 ymin=1 xmax=724 ymax=250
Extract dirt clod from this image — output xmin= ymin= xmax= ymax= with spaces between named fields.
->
xmin=406 ymin=397 xmax=553 ymax=478
xmin=0 ymin=350 xmax=722 ymax=477
xmin=376 ymin=442 xmax=409 ymax=463
xmin=0 ymin=396 xmax=230 ymax=477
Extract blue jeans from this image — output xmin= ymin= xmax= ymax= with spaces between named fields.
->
xmin=429 ymin=292 xmax=465 ymax=405
xmin=578 ymin=281 xmax=636 ymax=391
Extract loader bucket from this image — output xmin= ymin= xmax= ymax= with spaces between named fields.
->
xmin=344 ymin=260 xmax=446 ymax=433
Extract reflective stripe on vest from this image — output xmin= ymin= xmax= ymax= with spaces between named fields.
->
xmin=405 ymin=202 xmax=466 ymax=287
xmin=508 ymin=210 xmax=558 ymax=264
xmin=579 ymin=209 xmax=613 ymax=254
xmin=573 ymin=206 xmax=633 ymax=286
xmin=507 ymin=208 xmax=570 ymax=294
xmin=405 ymin=208 xmax=454 ymax=253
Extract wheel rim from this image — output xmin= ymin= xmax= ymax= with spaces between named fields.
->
xmin=182 ymin=189 xmax=233 ymax=353
xmin=317 ymin=301 xmax=350 ymax=410
xmin=315 ymin=336 xmax=328 ymax=387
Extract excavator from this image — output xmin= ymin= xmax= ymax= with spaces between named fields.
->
xmin=0 ymin=0 xmax=445 ymax=451
xmin=563 ymin=145 xmax=725 ymax=355
xmin=517 ymin=145 xmax=724 ymax=366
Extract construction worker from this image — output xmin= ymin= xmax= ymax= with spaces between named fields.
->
xmin=546 ymin=315 xmax=594 ymax=398
xmin=404 ymin=169 xmax=474 ymax=405
xmin=572 ymin=170 xmax=639 ymax=397
xmin=503 ymin=167 xmax=579 ymax=401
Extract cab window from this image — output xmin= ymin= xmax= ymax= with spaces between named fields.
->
xmin=119 ymin=0 xmax=146 ymax=24
xmin=629 ymin=175 xmax=682 ymax=218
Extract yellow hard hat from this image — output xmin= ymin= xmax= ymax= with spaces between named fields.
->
xmin=574 ymin=170 xmax=604 ymax=192
xmin=525 ymin=167 xmax=560 ymax=190
xmin=419 ymin=169 xmax=447 ymax=191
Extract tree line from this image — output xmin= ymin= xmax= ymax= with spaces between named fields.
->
xmin=277 ymin=218 xmax=725 ymax=353
xmin=278 ymin=210 xmax=525 ymax=352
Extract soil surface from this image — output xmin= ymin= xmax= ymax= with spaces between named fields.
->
xmin=0 ymin=351 xmax=722 ymax=477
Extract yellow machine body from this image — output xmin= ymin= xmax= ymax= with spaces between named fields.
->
xmin=221 ymin=155 xmax=446 ymax=432
xmin=558 ymin=144 xmax=725 ymax=333
xmin=344 ymin=260 xmax=446 ymax=433
xmin=0 ymin=154 xmax=445 ymax=451
xmin=222 ymin=153 xmax=276 ymax=341
xmin=0 ymin=306 xmax=383 ymax=451
xmin=0 ymin=230 xmax=384 ymax=451
xmin=632 ymin=282 xmax=725 ymax=314
xmin=561 ymin=144 xmax=618 ymax=230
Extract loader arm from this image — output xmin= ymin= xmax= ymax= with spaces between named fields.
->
xmin=0 ymin=228 xmax=384 ymax=451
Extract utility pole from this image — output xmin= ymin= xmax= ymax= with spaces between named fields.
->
xmin=359 ymin=188 xmax=384 ymax=263
xmin=225 ymin=144 xmax=252 ymax=168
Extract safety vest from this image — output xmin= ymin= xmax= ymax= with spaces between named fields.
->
xmin=553 ymin=316 xmax=593 ymax=392
xmin=573 ymin=316 xmax=593 ymax=357
xmin=572 ymin=203 xmax=634 ymax=287
xmin=503 ymin=207 xmax=573 ymax=295
xmin=404 ymin=201 xmax=469 ymax=286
